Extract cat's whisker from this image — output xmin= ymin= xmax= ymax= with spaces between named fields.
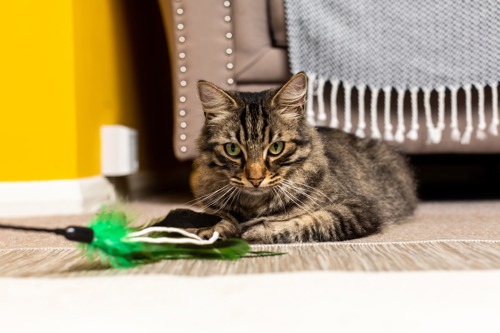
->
xmin=195 ymin=181 xmax=231 ymax=200
xmin=286 ymin=186 xmax=326 ymax=210
xmin=201 ymin=190 xmax=232 ymax=212
xmin=211 ymin=186 xmax=238 ymax=214
xmin=198 ymin=185 xmax=235 ymax=212
xmin=222 ymin=187 xmax=239 ymax=212
xmin=280 ymin=191 xmax=315 ymax=215
xmin=234 ymin=188 xmax=242 ymax=208
xmin=182 ymin=191 xmax=220 ymax=208
xmin=228 ymin=187 xmax=241 ymax=210
xmin=281 ymin=181 xmax=332 ymax=210
xmin=282 ymin=178 xmax=327 ymax=196
xmin=276 ymin=183 xmax=314 ymax=215
xmin=281 ymin=179 xmax=333 ymax=204
xmin=185 ymin=184 xmax=231 ymax=208
xmin=272 ymin=187 xmax=288 ymax=215
xmin=206 ymin=186 xmax=235 ymax=210
xmin=283 ymin=182 xmax=320 ymax=214
xmin=280 ymin=181 xmax=325 ymax=209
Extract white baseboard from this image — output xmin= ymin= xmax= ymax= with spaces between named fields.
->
xmin=0 ymin=176 xmax=116 ymax=217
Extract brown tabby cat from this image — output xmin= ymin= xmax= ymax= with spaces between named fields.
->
xmin=190 ymin=72 xmax=417 ymax=244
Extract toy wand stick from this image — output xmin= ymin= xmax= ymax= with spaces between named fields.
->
xmin=0 ymin=208 xmax=283 ymax=268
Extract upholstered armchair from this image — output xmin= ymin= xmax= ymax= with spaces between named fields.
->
xmin=157 ymin=0 xmax=499 ymax=161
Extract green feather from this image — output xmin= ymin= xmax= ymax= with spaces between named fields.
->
xmin=82 ymin=209 xmax=146 ymax=267
xmin=81 ymin=208 xmax=280 ymax=268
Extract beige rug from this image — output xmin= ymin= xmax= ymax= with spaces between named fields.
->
xmin=1 ymin=199 xmax=500 ymax=277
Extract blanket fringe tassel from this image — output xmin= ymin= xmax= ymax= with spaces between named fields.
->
xmin=343 ymin=82 xmax=353 ymax=133
xmin=355 ymin=85 xmax=366 ymax=138
xmin=370 ymin=87 xmax=382 ymax=139
xmin=304 ymin=73 xmax=499 ymax=145
xmin=450 ymin=86 xmax=461 ymax=141
xmin=490 ymin=82 xmax=499 ymax=136
xmin=383 ymin=87 xmax=394 ymax=141
xmin=395 ymin=88 xmax=406 ymax=143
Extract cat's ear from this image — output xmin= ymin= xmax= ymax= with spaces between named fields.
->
xmin=271 ymin=72 xmax=308 ymax=113
xmin=197 ymin=81 xmax=238 ymax=121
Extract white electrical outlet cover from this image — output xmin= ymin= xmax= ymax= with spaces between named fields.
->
xmin=100 ymin=125 xmax=139 ymax=176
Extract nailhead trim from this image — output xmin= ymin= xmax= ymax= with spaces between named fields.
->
xmin=224 ymin=2 xmax=234 ymax=87
xmin=173 ymin=0 xmax=235 ymax=155
xmin=175 ymin=1 xmax=188 ymax=153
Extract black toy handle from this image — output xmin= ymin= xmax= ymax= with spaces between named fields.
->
xmin=0 ymin=224 xmax=94 ymax=243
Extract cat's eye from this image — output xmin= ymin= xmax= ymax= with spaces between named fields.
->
xmin=268 ymin=141 xmax=285 ymax=156
xmin=224 ymin=143 xmax=242 ymax=157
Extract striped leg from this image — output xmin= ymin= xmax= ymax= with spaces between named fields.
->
xmin=241 ymin=201 xmax=382 ymax=244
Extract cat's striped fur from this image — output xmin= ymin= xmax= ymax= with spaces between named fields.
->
xmin=191 ymin=72 xmax=417 ymax=244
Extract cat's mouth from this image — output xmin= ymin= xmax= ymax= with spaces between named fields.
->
xmin=230 ymin=181 xmax=273 ymax=194
xmin=243 ymin=186 xmax=271 ymax=193
xmin=230 ymin=176 xmax=281 ymax=194
xmin=232 ymin=183 xmax=268 ymax=192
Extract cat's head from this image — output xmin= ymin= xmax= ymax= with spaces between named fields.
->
xmin=196 ymin=72 xmax=315 ymax=194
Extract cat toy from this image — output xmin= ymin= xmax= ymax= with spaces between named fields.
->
xmin=0 ymin=208 xmax=281 ymax=268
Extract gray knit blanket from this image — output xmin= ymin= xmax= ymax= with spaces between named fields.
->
xmin=285 ymin=0 xmax=499 ymax=144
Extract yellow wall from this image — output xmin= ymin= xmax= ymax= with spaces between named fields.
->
xmin=0 ymin=0 xmax=140 ymax=181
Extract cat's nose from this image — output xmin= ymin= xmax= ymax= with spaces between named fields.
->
xmin=248 ymin=177 xmax=264 ymax=188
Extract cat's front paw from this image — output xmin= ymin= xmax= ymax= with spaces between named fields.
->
xmin=241 ymin=221 xmax=294 ymax=244
xmin=190 ymin=226 xmax=218 ymax=240
xmin=190 ymin=219 xmax=241 ymax=240
xmin=241 ymin=223 xmax=270 ymax=244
